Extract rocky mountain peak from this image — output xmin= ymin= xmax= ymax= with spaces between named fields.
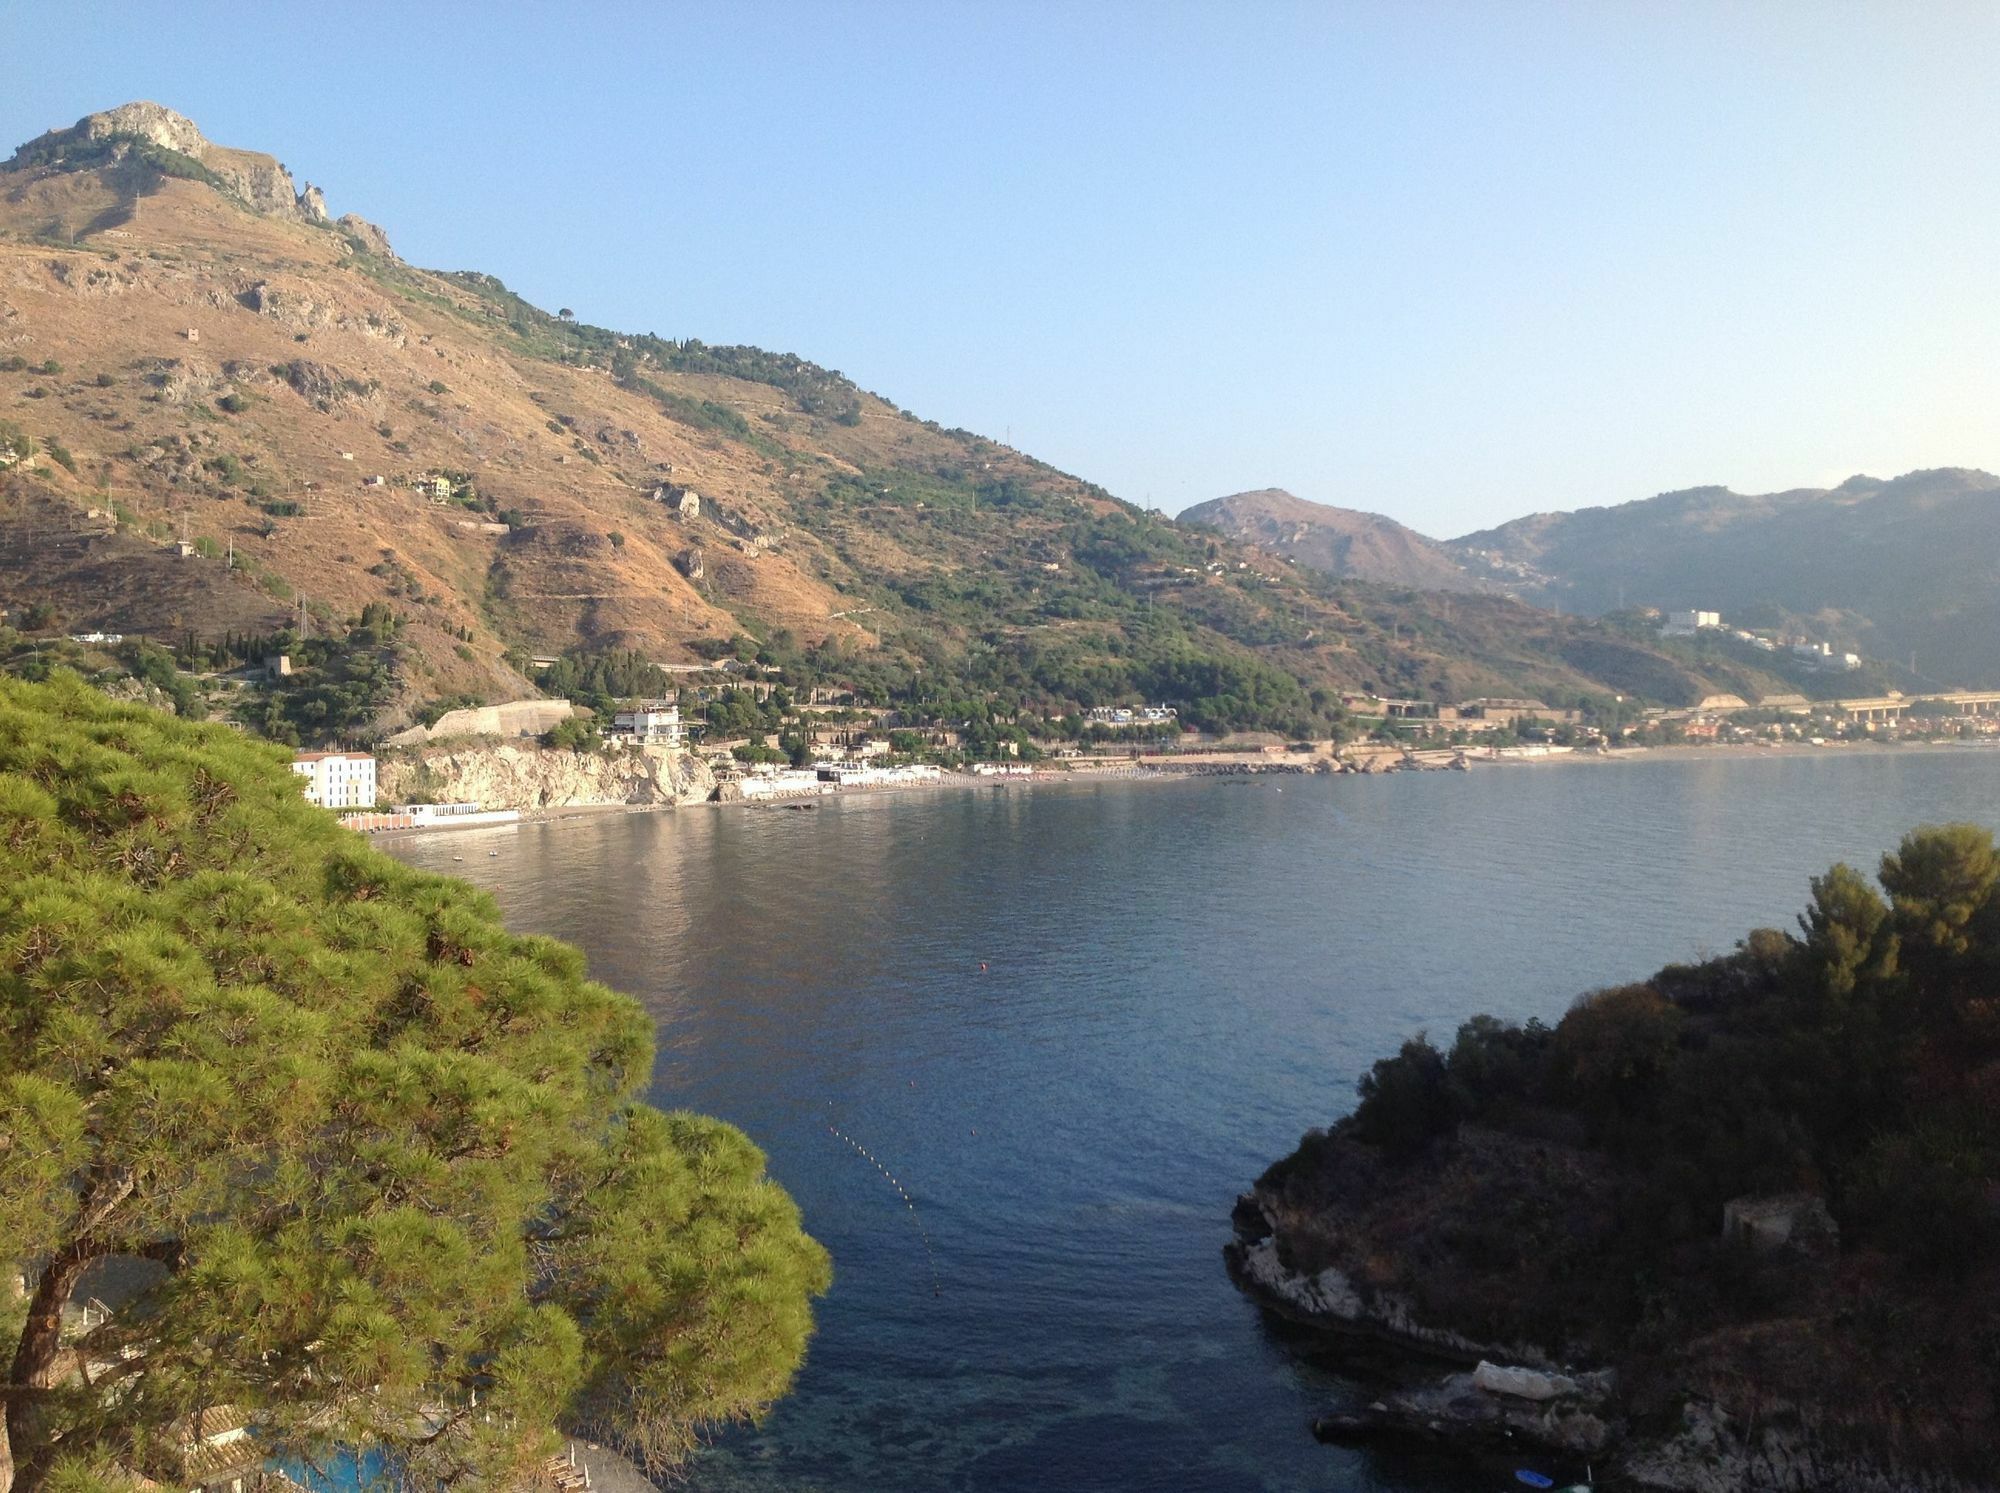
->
xmin=74 ymin=100 xmax=210 ymax=158
xmin=1183 ymin=488 xmax=1488 ymax=593
xmin=7 ymin=102 xmax=397 ymax=260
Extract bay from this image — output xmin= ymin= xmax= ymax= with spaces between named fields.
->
xmin=391 ymin=748 xmax=2000 ymax=1493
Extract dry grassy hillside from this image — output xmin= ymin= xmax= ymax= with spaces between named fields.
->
xmin=1183 ymin=487 xmax=1487 ymax=593
xmin=0 ymin=170 xmax=868 ymax=697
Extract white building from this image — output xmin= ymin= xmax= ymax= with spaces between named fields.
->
xmin=1662 ymin=609 xmax=1722 ymax=636
xmin=292 ymin=751 xmax=377 ymax=810
xmin=609 ymin=702 xmax=684 ymax=749
xmin=1084 ymin=704 xmax=1178 ymax=726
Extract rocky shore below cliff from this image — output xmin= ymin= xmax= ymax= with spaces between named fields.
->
xmin=377 ymin=740 xmax=716 ymax=811
xmin=1227 ymin=1152 xmax=1996 ymax=1493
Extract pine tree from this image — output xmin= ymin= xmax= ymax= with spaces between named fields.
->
xmin=0 ymin=674 xmax=828 ymax=1492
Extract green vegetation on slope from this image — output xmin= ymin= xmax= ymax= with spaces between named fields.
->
xmin=1257 ymin=823 xmax=2000 ymax=1476
xmin=0 ymin=675 xmax=828 ymax=1492
xmin=4 ymin=131 xmax=229 ymax=195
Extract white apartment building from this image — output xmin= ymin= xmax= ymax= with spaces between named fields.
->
xmin=1662 ymin=609 xmax=1722 ymax=636
xmin=292 ymin=751 xmax=377 ymax=810
xmin=610 ymin=702 xmax=685 ymax=749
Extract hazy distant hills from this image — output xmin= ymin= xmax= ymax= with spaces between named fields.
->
xmin=1449 ymin=468 xmax=2000 ymax=684
xmin=1190 ymin=472 xmax=2000 ymax=687
xmin=1180 ymin=489 xmax=1487 ymax=593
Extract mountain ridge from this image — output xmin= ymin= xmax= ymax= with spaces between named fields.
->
xmin=1192 ymin=470 xmax=2000 ymax=686
xmin=1446 ymin=467 xmax=2000 ymax=682
xmin=8 ymin=100 xmax=395 ymax=252
xmin=0 ymin=103 xmax=1844 ymax=738
xmin=1180 ymin=488 xmax=1486 ymax=593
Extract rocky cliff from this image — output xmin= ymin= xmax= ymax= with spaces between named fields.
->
xmin=378 ymin=742 xmax=716 ymax=810
xmin=9 ymin=101 xmax=392 ymax=248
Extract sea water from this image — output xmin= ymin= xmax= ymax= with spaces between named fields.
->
xmin=392 ymin=748 xmax=2000 ymax=1492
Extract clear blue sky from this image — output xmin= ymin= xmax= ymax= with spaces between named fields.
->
xmin=7 ymin=2 xmax=1996 ymax=535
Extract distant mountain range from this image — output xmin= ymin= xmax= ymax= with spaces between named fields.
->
xmin=1187 ymin=470 xmax=2000 ymax=686
xmin=1179 ymin=489 xmax=1487 ymax=594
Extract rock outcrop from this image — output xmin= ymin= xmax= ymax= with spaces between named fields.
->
xmin=1229 ymin=1176 xmax=1997 ymax=1492
xmin=209 ymin=146 xmax=303 ymax=218
xmin=240 ymin=279 xmax=330 ymax=330
xmin=337 ymin=213 xmax=396 ymax=259
xmin=1312 ymin=1364 xmax=1617 ymax=1461
xmin=71 ymin=101 xmax=208 ymax=159
xmin=1619 ymin=1401 xmax=1988 ymax=1493
xmin=11 ymin=103 xmax=394 ymax=255
xmin=377 ymin=742 xmax=715 ymax=811
xmin=1228 ymin=1197 xmax=1560 ymax=1367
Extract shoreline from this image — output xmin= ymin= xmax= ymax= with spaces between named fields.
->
xmin=1508 ymin=737 xmax=2000 ymax=767
xmin=372 ymin=736 xmax=2000 ymax=839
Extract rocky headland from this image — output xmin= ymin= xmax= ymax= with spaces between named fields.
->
xmin=1229 ymin=825 xmax=2000 ymax=1492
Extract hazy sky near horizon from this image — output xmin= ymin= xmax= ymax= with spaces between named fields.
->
xmin=10 ymin=3 xmax=1997 ymax=535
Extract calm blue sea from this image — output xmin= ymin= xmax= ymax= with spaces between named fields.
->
xmin=392 ymin=748 xmax=2000 ymax=1493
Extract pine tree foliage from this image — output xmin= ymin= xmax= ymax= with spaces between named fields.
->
xmin=0 ymin=674 xmax=829 ymax=1492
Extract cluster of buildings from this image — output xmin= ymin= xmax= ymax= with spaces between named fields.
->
xmin=357 ymin=470 xmax=466 ymax=502
xmin=1083 ymin=704 xmax=1178 ymax=727
xmin=1658 ymin=608 xmax=1862 ymax=670
xmin=1363 ymin=695 xmax=1584 ymax=737
xmin=339 ymin=801 xmax=520 ymax=833
xmin=733 ymin=762 xmax=947 ymax=799
xmin=1641 ymin=688 xmax=2000 ymax=741
xmin=1660 ymin=608 xmax=1721 ymax=636
xmin=1790 ymin=639 xmax=1864 ymax=671
xmin=291 ymin=752 xmax=523 ymax=833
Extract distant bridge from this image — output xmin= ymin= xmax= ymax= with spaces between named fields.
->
xmin=1836 ymin=690 xmax=2000 ymax=724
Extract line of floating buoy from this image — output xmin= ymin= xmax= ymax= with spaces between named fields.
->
xmin=827 ymin=1113 xmax=941 ymax=1298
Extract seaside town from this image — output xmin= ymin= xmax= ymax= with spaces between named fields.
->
xmin=271 ymin=613 xmax=2000 ymax=832
xmin=16 ymin=594 xmax=1999 ymax=838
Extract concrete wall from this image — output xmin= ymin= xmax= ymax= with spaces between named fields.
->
xmin=384 ymin=699 xmax=574 ymax=747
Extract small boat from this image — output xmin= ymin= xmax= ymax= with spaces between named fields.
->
xmin=1514 ymin=1469 xmax=1591 ymax=1492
